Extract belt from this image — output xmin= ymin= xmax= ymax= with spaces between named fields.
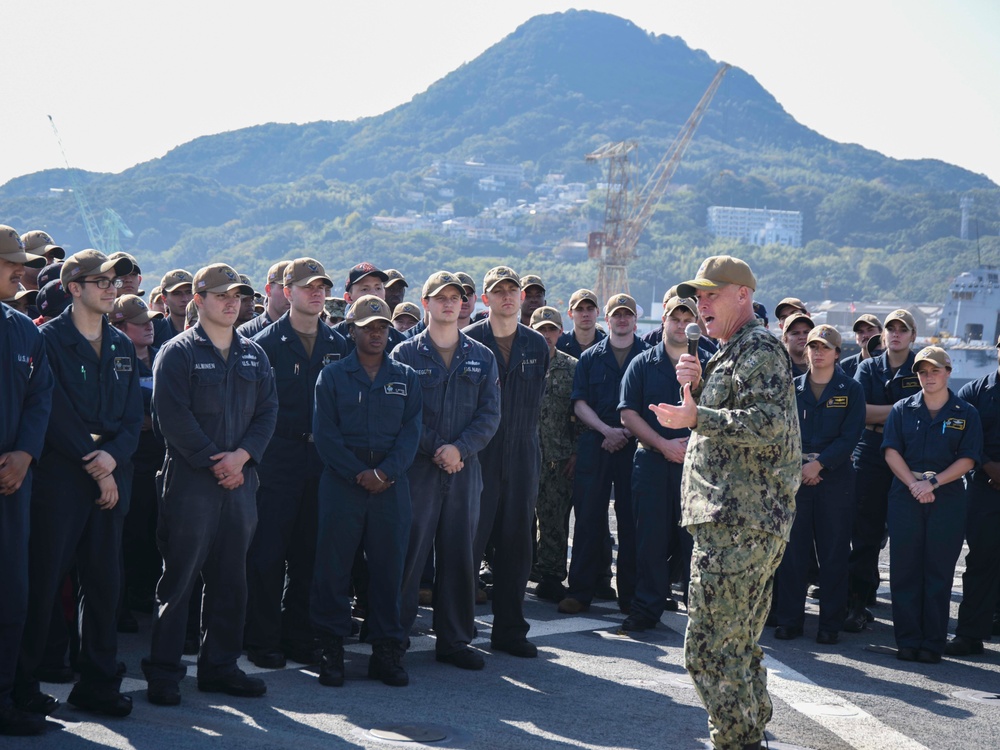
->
xmin=352 ymin=448 xmax=388 ymax=468
xmin=866 ymin=425 xmax=884 ymax=434
xmin=802 ymin=452 xmax=819 ymax=463
xmin=90 ymin=433 xmax=104 ymax=445
xmin=638 ymin=440 xmax=655 ymax=452
xmin=273 ymin=426 xmax=314 ymax=442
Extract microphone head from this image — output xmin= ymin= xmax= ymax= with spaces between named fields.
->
xmin=685 ymin=322 xmax=701 ymax=342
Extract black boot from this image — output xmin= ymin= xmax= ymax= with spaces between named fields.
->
xmin=843 ymin=596 xmax=869 ymax=633
xmin=318 ymin=637 xmax=345 ymax=687
xmin=368 ymin=641 xmax=408 ymax=687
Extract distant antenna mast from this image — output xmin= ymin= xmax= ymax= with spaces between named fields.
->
xmin=960 ymin=194 xmax=973 ymax=241
xmin=47 ymin=115 xmax=106 ymax=251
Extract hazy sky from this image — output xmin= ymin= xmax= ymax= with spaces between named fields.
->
xmin=4 ymin=1 xmax=998 ymax=189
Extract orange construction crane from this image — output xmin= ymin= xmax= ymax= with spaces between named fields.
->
xmin=586 ymin=63 xmax=731 ymax=303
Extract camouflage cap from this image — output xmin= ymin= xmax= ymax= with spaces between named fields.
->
xmin=111 ymin=294 xmax=163 ymax=325
xmin=347 ymin=294 xmax=393 ymax=327
xmin=483 ymin=265 xmax=521 ymax=293
xmin=884 ymin=309 xmax=916 ymax=333
xmin=806 ymin=324 xmax=841 ymax=350
xmin=455 ymin=271 xmax=476 ymax=293
xmin=568 ymin=288 xmax=599 ymax=310
xmin=284 ymin=257 xmax=333 ymax=288
xmin=782 ymin=312 xmax=815 ymax=332
xmin=852 ymin=313 xmax=883 ymax=332
xmin=422 ymin=271 xmax=465 ymax=299
xmin=392 ymin=301 xmax=423 ymax=322
xmin=530 ymin=306 xmax=563 ymax=331
xmin=61 ymin=249 xmax=134 ymax=287
xmin=775 ymin=296 xmax=808 ymax=318
xmin=913 ymin=345 xmax=952 ymax=371
xmin=324 ymin=297 xmax=347 ymax=319
xmin=520 ymin=273 xmax=545 ymax=291
xmin=345 ymin=262 xmax=389 ymax=292
xmin=20 ymin=229 xmax=65 ymax=260
xmin=108 ymin=251 xmax=141 ymax=275
xmin=605 ymin=293 xmax=637 ymax=317
xmin=677 ymin=255 xmax=757 ymax=298
xmin=193 ymin=263 xmax=253 ymax=296
xmin=0 ymin=225 xmax=45 ymax=268
xmin=160 ymin=269 xmax=194 ymax=293
xmin=663 ymin=296 xmax=698 ymax=318
xmin=267 ymin=260 xmax=292 ymax=286
xmin=384 ymin=268 xmax=408 ymax=288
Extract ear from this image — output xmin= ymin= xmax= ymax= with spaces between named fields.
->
xmin=283 ymin=286 xmax=292 ymax=301
xmin=421 ymin=298 xmax=430 ymax=311
xmin=480 ymin=293 xmax=489 ymax=306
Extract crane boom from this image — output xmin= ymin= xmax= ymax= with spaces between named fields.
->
xmin=48 ymin=114 xmax=106 ymax=252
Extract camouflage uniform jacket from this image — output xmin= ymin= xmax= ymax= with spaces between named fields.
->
xmin=680 ymin=317 xmax=801 ymax=541
xmin=538 ymin=349 xmax=578 ymax=464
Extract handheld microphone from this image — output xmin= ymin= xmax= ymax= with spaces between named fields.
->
xmin=685 ymin=323 xmax=701 ymax=357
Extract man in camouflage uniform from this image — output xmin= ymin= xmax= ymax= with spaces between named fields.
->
xmin=652 ymin=256 xmax=800 ymax=750
xmin=528 ymin=306 xmax=578 ymax=602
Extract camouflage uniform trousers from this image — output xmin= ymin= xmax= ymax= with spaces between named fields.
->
xmin=684 ymin=523 xmax=786 ymax=750
xmin=533 ymin=456 xmax=574 ymax=581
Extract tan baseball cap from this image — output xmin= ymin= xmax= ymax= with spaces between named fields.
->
xmin=392 ymin=301 xmax=423 ymax=322
xmin=530 ymin=306 xmax=563 ymax=330
xmin=661 ymin=286 xmax=679 ymax=305
xmin=384 ymin=269 xmax=408 ymax=288
xmin=20 ymin=229 xmax=65 ymax=261
xmin=347 ymin=294 xmax=393 ymax=327
xmin=160 ymin=269 xmax=194 ymax=293
xmin=192 ymin=264 xmax=253 ymax=296
xmin=150 ymin=286 xmax=163 ymax=305
xmin=267 ymin=260 xmax=291 ymax=286
xmin=913 ymin=346 xmax=952 ymax=371
xmin=455 ymin=271 xmax=476 ymax=293
xmin=782 ymin=312 xmax=815 ymax=332
xmin=422 ymin=271 xmax=465 ymax=299
xmin=568 ymin=289 xmax=599 ymax=310
xmin=238 ymin=274 xmax=255 ymax=293
xmin=3 ymin=285 xmax=37 ymax=305
xmin=520 ymin=274 xmax=545 ymax=291
xmin=284 ymin=257 xmax=333 ymax=288
xmin=61 ymin=249 xmax=134 ymax=286
xmin=605 ymin=293 xmax=637 ymax=316
xmin=0 ymin=226 xmax=46 ymax=268
xmin=884 ymin=309 xmax=916 ymax=333
xmin=677 ymin=255 xmax=757 ymax=298
xmin=663 ymin=296 xmax=698 ymax=318
xmin=775 ymin=297 xmax=808 ymax=318
xmin=483 ymin=266 xmax=521 ymax=293
xmin=111 ymin=294 xmax=163 ymax=325
xmin=852 ymin=313 xmax=883 ymax=332
xmin=806 ymin=324 xmax=841 ymax=350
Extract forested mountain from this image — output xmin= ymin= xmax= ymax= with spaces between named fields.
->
xmin=2 ymin=10 xmax=997 ymax=311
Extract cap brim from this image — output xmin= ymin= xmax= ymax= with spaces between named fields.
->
xmin=385 ymin=279 xmax=408 ymax=288
xmin=293 ymin=274 xmax=334 ymax=288
xmin=2 ymin=250 xmax=47 ymax=269
xmin=426 ymin=282 xmax=466 ymax=298
xmin=122 ymin=311 xmax=164 ymax=324
xmin=531 ymin=321 xmax=561 ymax=331
xmin=203 ymin=283 xmax=254 ymax=296
xmin=352 ymin=315 xmax=393 ymax=327
xmin=676 ymin=279 xmax=726 ymax=298
xmin=606 ymin=304 xmax=636 ymax=316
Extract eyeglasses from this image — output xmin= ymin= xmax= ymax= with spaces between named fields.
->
xmin=78 ymin=278 xmax=124 ymax=289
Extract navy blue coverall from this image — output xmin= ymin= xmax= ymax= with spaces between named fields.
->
xmin=144 ymin=323 xmax=277 ymax=685
xmin=776 ymin=369 xmax=865 ymax=634
xmin=955 ymin=370 xmax=1000 ymax=641
xmin=246 ymin=313 xmax=347 ymax=656
xmin=16 ymin=306 xmax=141 ymax=698
xmin=557 ymin=328 xmax=606 ymax=359
xmin=882 ymin=390 xmax=982 ymax=655
xmin=391 ymin=331 xmax=500 ymax=655
xmin=566 ymin=334 xmax=647 ymax=610
xmin=465 ymin=320 xmax=549 ymax=646
xmin=619 ymin=341 xmax=708 ymax=623
xmin=850 ymin=350 xmax=920 ymax=604
xmin=311 ymin=350 xmax=422 ymax=645
xmin=0 ymin=305 xmax=53 ymax=709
